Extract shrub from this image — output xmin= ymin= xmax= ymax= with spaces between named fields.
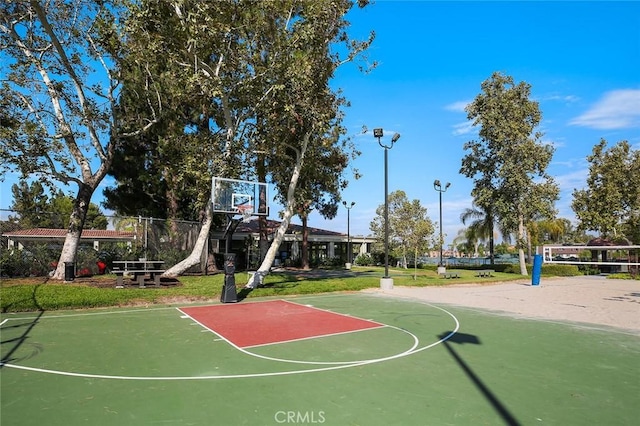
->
xmin=459 ymin=264 xmax=512 ymax=273
xmin=541 ymin=264 xmax=580 ymax=276
xmin=0 ymin=245 xmax=55 ymax=277
xmin=0 ymin=249 xmax=30 ymax=277
xmin=502 ymin=264 xmax=521 ymax=274
xmin=502 ymin=263 xmax=580 ymax=276
xmin=156 ymin=247 xmax=191 ymax=269
xmin=98 ymin=242 xmax=144 ymax=269
xmin=321 ymin=256 xmax=344 ymax=267
xmin=608 ymin=272 xmax=640 ymax=280
xmin=420 ymin=263 xmax=438 ymax=272
xmin=577 ymin=264 xmax=600 ymax=275
xmin=354 ymin=253 xmax=374 ymax=266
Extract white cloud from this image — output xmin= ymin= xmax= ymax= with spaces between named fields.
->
xmin=570 ymin=89 xmax=640 ymax=129
xmin=554 ymin=167 xmax=589 ymax=193
xmin=445 ymin=100 xmax=470 ymax=112
xmin=541 ymin=137 xmax=563 ymax=149
xmin=542 ymin=94 xmax=579 ymax=103
xmin=452 ymin=121 xmax=475 ymax=136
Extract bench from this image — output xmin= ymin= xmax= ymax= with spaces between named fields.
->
xmin=475 ymin=269 xmax=494 ymax=278
xmin=113 ymin=260 xmax=165 ymax=288
xmin=441 ymin=272 xmax=460 ymax=279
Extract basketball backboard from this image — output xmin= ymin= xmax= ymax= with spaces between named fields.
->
xmin=212 ymin=177 xmax=269 ymax=216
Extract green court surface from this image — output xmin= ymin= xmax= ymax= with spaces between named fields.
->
xmin=1 ymin=293 xmax=639 ymax=425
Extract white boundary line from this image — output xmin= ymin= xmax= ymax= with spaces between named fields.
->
xmin=277 ymin=299 xmax=388 ymax=327
xmin=243 ymin=326 xmax=386 ymax=349
xmin=0 ymin=306 xmax=178 ymax=322
xmin=0 ymin=302 xmax=460 ymax=381
xmin=178 ymin=304 xmax=421 ymax=365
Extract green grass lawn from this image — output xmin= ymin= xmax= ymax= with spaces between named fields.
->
xmin=0 ymin=266 xmax=525 ymax=313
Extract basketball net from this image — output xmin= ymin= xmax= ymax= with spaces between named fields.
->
xmin=237 ymin=205 xmax=253 ymax=223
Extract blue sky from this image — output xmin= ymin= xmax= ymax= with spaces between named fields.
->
xmin=2 ymin=1 xmax=639 ymax=247
xmin=304 ymin=0 xmax=640 ymax=244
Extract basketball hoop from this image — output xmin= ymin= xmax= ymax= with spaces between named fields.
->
xmin=236 ymin=205 xmax=254 ymax=223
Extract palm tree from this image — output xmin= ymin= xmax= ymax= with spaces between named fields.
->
xmin=452 ymin=227 xmax=479 ymax=257
xmin=460 ymin=202 xmax=509 ymax=264
xmin=534 ymin=218 xmax=572 ymax=244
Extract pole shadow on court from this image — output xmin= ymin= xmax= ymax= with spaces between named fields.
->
xmin=236 ymin=287 xmax=253 ymax=301
xmin=438 ymin=331 xmax=521 ymax=426
xmin=1 ymin=285 xmax=45 ymax=368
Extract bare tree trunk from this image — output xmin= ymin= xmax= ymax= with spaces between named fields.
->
xmin=52 ymin=183 xmax=93 ymax=280
xmin=526 ymin=227 xmax=533 ymax=263
xmin=257 ymin=152 xmax=269 ymax=264
xmin=301 ymin=214 xmax=310 ymax=270
xmin=246 ymin=134 xmax=310 ymax=288
xmin=518 ymin=215 xmax=528 ymax=275
xmin=165 ymin=165 xmax=181 ymax=237
xmin=163 ymin=202 xmax=213 ymax=276
xmin=489 ymin=227 xmax=495 ymax=265
xmin=259 ymin=216 xmax=269 ymax=264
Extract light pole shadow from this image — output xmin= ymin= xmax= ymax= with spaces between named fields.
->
xmin=438 ymin=331 xmax=521 ymax=426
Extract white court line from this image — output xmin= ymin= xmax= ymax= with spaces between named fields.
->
xmin=177 ymin=300 xmax=413 ymax=365
xmin=1 ymin=302 xmax=460 ymax=381
xmin=0 ymin=306 xmax=178 ymax=322
xmin=237 ymin=324 xmax=420 ymax=365
xmin=278 ymin=299 xmax=388 ymax=327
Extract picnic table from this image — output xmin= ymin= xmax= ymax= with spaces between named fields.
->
xmin=441 ymin=271 xmax=460 ymax=279
xmin=475 ymin=269 xmax=494 ymax=277
xmin=113 ymin=260 xmax=165 ymax=288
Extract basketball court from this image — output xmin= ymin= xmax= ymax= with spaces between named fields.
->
xmin=2 ymin=282 xmax=639 ymax=425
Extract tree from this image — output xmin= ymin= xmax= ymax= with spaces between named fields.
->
xmin=452 ymin=227 xmax=478 ymax=258
xmin=10 ymin=182 xmax=107 ymax=230
xmin=243 ymin=1 xmax=374 ymax=286
xmin=460 ymin=202 xmax=510 ymax=263
xmin=102 ymin=1 xmax=226 ymax=223
xmin=8 ymin=181 xmax=49 ymax=229
xmin=406 ymin=214 xmax=434 ymax=280
xmin=572 ymin=139 xmax=640 ymax=243
xmin=461 ymin=72 xmax=559 ymax=275
xmin=284 ymin=105 xmax=358 ymax=269
xmin=528 ymin=217 xmax=572 ymax=245
xmin=111 ymin=0 xmax=274 ymax=276
xmin=370 ymin=190 xmax=434 ymax=274
xmin=1 ymin=1 xmax=159 ymax=280
xmin=108 ymin=1 xmax=373 ymax=281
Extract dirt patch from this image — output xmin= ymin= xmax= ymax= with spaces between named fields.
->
xmin=364 ymin=276 xmax=640 ymax=334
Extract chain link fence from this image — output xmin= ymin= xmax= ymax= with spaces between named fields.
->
xmin=1 ymin=211 xmax=209 ymax=277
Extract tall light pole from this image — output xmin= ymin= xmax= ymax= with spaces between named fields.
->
xmin=433 ymin=179 xmax=451 ymax=274
xmin=375 ymin=128 xmax=400 ymax=290
xmin=342 ymin=201 xmax=355 ymax=268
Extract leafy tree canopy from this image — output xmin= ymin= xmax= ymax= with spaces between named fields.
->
xmin=1 ymin=0 xmax=160 ymax=279
xmin=461 ymin=72 xmax=559 ymax=274
xmin=10 ymin=181 xmax=107 ymax=230
xmin=572 ymin=139 xmax=640 ymax=243
xmin=369 ymin=190 xmax=434 ymax=267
